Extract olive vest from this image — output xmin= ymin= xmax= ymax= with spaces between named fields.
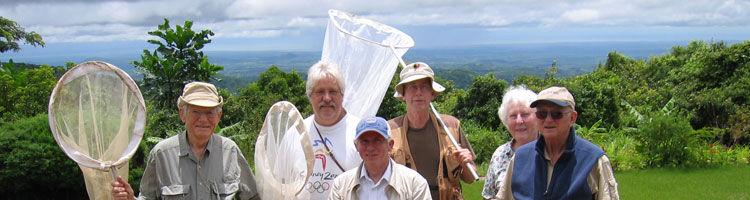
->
xmin=388 ymin=112 xmax=465 ymax=200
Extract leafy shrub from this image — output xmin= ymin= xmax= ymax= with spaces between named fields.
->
xmin=635 ymin=111 xmax=700 ymax=167
xmin=602 ymin=130 xmax=647 ymax=171
xmin=575 ymin=119 xmax=609 ymax=145
xmin=695 ymin=143 xmax=750 ymax=166
xmin=727 ymin=105 xmax=750 ymax=145
xmin=0 ymin=114 xmax=87 ymax=199
xmin=217 ymin=121 xmax=258 ymax=170
xmin=463 ymin=119 xmax=506 ymax=165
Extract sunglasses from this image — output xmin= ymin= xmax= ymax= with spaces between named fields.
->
xmin=536 ymin=110 xmax=572 ymax=120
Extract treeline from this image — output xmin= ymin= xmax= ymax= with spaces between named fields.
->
xmin=1 ymin=19 xmax=748 ymax=198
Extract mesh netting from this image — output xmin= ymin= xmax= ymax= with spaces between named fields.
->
xmin=255 ymin=101 xmax=314 ymax=199
xmin=48 ymin=61 xmax=146 ymax=200
xmin=322 ymin=9 xmax=415 ymax=118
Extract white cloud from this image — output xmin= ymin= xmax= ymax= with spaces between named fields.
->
xmin=0 ymin=0 xmax=747 ymax=44
xmin=561 ymin=9 xmax=600 ymax=23
xmin=286 ymin=17 xmax=319 ymax=27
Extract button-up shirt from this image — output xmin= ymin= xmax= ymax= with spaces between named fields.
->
xmin=357 ymin=162 xmax=393 ymax=200
xmin=137 ymin=131 xmax=259 ymax=200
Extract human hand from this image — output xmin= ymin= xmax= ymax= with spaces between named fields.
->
xmin=452 ymin=148 xmax=475 ymax=169
xmin=111 ymin=176 xmax=136 ymax=200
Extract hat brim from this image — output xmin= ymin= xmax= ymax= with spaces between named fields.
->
xmin=530 ymin=99 xmax=569 ymax=108
xmin=356 ymin=129 xmax=390 ymax=139
xmin=179 ymin=97 xmax=224 ymax=108
xmin=394 ymin=76 xmax=446 ymax=101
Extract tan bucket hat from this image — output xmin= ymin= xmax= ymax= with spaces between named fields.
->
xmin=393 ymin=62 xmax=445 ymax=101
xmin=177 ymin=81 xmax=224 ymax=108
xmin=530 ymin=86 xmax=575 ymax=110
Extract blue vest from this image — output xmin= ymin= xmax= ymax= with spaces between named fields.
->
xmin=511 ymin=127 xmax=604 ymax=200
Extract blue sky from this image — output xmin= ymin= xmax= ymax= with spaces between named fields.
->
xmin=2 ymin=0 xmax=749 ymax=55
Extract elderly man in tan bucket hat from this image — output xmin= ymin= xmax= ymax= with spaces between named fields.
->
xmin=388 ymin=62 xmax=477 ymax=200
xmin=111 ymin=81 xmax=260 ymax=200
xmin=496 ymin=86 xmax=619 ymax=200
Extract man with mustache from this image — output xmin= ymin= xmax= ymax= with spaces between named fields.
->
xmin=388 ymin=62 xmax=477 ymax=200
xmin=301 ymin=60 xmax=363 ymax=199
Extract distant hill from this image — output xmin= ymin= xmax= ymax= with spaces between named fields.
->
xmin=2 ymin=40 xmax=719 ymax=90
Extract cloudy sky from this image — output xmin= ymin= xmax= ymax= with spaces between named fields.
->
xmin=2 ymin=0 xmax=749 ymax=52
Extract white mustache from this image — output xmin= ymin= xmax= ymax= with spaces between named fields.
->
xmin=318 ymin=101 xmax=336 ymax=107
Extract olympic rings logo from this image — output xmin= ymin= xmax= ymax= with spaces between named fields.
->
xmin=306 ymin=181 xmax=331 ymax=193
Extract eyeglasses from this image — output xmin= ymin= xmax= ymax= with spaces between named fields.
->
xmin=535 ymin=110 xmax=572 ymax=120
xmin=188 ymin=110 xmax=219 ymax=119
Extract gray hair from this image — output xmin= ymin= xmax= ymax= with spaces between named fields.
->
xmin=498 ymin=85 xmax=537 ymax=128
xmin=306 ymin=60 xmax=346 ymax=97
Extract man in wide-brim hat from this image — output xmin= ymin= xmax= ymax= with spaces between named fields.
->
xmin=388 ymin=62 xmax=477 ymax=200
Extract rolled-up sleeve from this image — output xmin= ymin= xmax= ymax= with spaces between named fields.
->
xmin=589 ymin=155 xmax=619 ymax=200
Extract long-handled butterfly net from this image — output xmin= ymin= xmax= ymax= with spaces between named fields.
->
xmin=325 ymin=9 xmax=480 ymax=181
xmin=255 ymin=101 xmax=314 ymax=199
xmin=48 ymin=61 xmax=146 ymax=200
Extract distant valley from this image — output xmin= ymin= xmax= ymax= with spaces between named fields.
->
xmin=1 ymin=40 xmax=722 ymax=90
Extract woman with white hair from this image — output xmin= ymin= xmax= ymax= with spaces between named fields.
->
xmin=482 ymin=85 xmax=539 ymax=200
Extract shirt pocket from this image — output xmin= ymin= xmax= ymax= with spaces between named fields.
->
xmin=160 ymin=184 xmax=189 ymax=199
xmin=218 ymin=182 xmax=240 ymax=198
xmin=219 ymin=165 xmax=241 ymax=199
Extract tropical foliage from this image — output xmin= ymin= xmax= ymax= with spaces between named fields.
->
xmin=1 ymin=16 xmax=749 ymax=198
xmin=133 ymin=18 xmax=223 ymax=111
xmin=0 ymin=16 xmax=44 ymax=53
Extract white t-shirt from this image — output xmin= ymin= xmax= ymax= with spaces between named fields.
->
xmin=301 ymin=113 xmax=362 ymax=200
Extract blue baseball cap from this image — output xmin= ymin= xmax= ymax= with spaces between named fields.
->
xmin=356 ymin=116 xmax=390 ymax=139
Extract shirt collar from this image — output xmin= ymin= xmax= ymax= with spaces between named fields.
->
xmin=179 ymin=131 xmax=219 ymax=157
xmin=536 ymin=127 xmax=578 ymax=160
xmin=359 ymin=160 xmax=393 ymax=185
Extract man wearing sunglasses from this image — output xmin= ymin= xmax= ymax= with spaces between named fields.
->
xmin=496 ymin=86 xmax=619 ymax=200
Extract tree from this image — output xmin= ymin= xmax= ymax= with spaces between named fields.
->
xmin=220 ymin=66 xmax=309 ymax=163
xmin=132 ymin=18 xmax=223 ymax=110
xmin=566 ymin=68 xmax=621 ymax=128
xmin=0 ymin=61 xmax=56 ymax=123
xmin=0 ymin=17 xmax=44 ymax=53
xmin=453 ymin=72 xmax=508 ymax=130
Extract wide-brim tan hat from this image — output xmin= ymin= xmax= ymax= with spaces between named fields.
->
xmin=530 ymin=86 xmax=575 ymax=110
xmin=394 ymin=62 xmax=445 ymax=101
xmin=177 ymin=81 xmax=224 ymax=108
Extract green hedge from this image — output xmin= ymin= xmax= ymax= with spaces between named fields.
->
xmin=0 ymin=114 xmax=87 ymax=199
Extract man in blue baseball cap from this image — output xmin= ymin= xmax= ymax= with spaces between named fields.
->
xmin=329 ymin=116 xmax=431 ymax=200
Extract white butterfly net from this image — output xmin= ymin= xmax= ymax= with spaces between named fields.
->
xmin=255 ymin=101 xmax=314 ymax=199
xmin=322 ymin=9 xmax=415 ymax=118
xmin=48 ymin=61 xmax=146 ymax=200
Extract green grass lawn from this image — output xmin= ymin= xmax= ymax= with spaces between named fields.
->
xmin=618 ymin=165 xmax=750 ymax=199
xmin=462 ymin=165 xmax=750 ymax=199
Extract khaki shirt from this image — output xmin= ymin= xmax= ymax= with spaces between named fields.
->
xmin=137 ymin=131 xmax=259 ymax=200
xmin=496 ymin=152 xmax=619 ymax=200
